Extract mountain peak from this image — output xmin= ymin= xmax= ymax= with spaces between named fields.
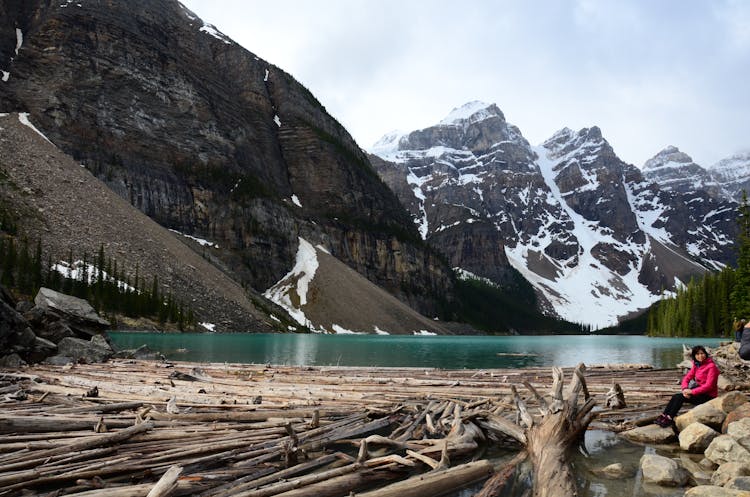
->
xmin=643 ymin=146 xmax=695 ymax=170
xmin=438 ymin=101 xmax=504 ymax=126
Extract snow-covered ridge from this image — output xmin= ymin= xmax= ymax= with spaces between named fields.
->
xmin=439 ymin=101 xmax=498 ymax=127
xmin=710 ymin=152 xmax=750 ymax=181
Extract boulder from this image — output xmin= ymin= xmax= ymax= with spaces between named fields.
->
xmin=684 ymin=486 xmax=750 ymax=496
xmin=0 ymin=353 xmax=26 ymax=367
xmin=621 ymin=424 xmax=677 ymax=444
xmin=712 ymin=462 xmax=750 ymax=487
xmin=32 ymin=317 xmax=75 ymax=344
xmin=591 ymin=462 xmax=635 ymax=479
xmin=679 ymin=454 xmax=713 ymax=485
xmin=44 ymin=355 xmax=74 ymax=365
xmin=28 ymin=336 xmax=57 ymax=363
xmin=706 ymin=435 xmax=750 ymax=466
xmin=711 ymin=392 xmax=749 ymax=414
xmin=676 ymin=402 xmax=727 ymax=431
xmin=727 ymin=477 xmax=750 ymax=491
xmin=34 ymin=287 xmax=110 ymax=337
xmin=729 ymin=418 xmax=750 ymax=441
xmin=680 ymin=422 xmax=720 ymax=453
xmin=725 ymin=404 xmax=750 ymax=433
xmin=639 ymin=454 xmax=688 ymax=486
xmin=56 ymin=337 xmax=113 ymax=363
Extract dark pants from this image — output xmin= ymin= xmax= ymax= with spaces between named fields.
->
xmin=663 ymin=393 xmax=712 ymax=418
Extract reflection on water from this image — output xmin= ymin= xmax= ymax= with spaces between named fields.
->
xmin=108 ymin=333 xmax=726 ymax=370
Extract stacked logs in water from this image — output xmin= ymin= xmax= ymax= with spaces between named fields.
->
xmin=0 ymin=360 xmax=685 ymax=497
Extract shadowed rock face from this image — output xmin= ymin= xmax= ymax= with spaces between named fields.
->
xmin=0 ymin=0 xmax=452 ymax=317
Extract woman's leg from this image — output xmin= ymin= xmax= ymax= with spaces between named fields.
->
xmin=685 ymin=394 xmax=713 ymax=407
xmin=663 ymin=393 xmax=686 ymax=418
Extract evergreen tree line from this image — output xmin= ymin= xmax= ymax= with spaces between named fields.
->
xmin=0 ymin=236 xmax=195 ymax=330
xmin=647 ymin=192 xmax=750 ymax=337
xmin=646 ymin=268 xmax=734 ymax=337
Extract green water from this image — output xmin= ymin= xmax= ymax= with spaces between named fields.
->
xmin=107 ymin=333 xmax=726 ymax=369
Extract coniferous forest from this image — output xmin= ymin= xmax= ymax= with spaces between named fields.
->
xmin=0 ymin=235 xmax=195 ymax=331
xmin=646 ymin=193 xmax=749 ymax=337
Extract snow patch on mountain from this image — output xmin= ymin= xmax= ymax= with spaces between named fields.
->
xmin=501 ymin=145 xmax=660 ymax=328
xmin=439 ymin=101 xmax=496 ymax=126
xmin=264 ymin=237 xmax=320 ymax=330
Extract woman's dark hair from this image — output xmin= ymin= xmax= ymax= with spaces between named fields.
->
xmin=691 ymin=345 xmax=708 ymax=361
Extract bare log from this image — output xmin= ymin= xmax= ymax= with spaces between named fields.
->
xmin=146 ymin=465 xmax=182 ymax=497
xmin=355 ymin=460 xmax=494 ymax=497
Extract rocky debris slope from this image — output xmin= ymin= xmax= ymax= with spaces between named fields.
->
xmin=372 ymin=101 xmax=737 ymax=327
xmin=0 ymin=113 xmax=278 ymax=332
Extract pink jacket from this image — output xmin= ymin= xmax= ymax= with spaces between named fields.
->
xmin=681 ymin=356 xmax=720 ymax=398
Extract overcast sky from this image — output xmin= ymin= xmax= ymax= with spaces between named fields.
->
xmin=180 ymin=0 xmax=749 ymax=168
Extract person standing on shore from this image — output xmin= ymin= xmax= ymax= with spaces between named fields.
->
xmin=655 ymin=345 xmax=719 ymax=428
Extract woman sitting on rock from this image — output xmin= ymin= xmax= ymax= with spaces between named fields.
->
xmin=655 ymin=345 xmax=719 ymax=428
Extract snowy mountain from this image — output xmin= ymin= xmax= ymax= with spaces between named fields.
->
xmin=371 ymin=102 xmax=738 ymax=328
xmin=642 ymin=146 xmax=727 ymax=199
xmin=709 ymin=151 xmax=750 ymax=201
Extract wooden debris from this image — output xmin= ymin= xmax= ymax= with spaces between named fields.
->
xmin=0 ymin=359 xmax=690 ymax=496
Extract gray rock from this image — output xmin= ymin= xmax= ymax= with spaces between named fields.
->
xmin=711 ymin=462 xmax=750 ymax=487
xmin=639 ymin=454 xmax=688 ymax=486
xmin=679 ymin=454 xmax=714 ymax=486
xmin=726 ymin=476 xmax=750 ymax=491
xmin=680 ymin=422 xmax=721 ymax=453
xmin=34 ymin=288 xmax=110 ymax=336
xmin=0 ymin=353 xmax=26 ymax=367
xmin=677 ymin=402 xmax=727 ymax=432
xmin=56 ymin=337 xmax=112 ymax=363
xmin=591 ymin=462 xmax=635 ymax=479
xmin=706 ymin=435 xmax=750 ymax=466
xmin=28 ymin=336 xmax=57 ymax=363
xmin=33 ymin=318 xmax=74 ymax=344
xmin=728 ymin=419 xmax=750 ymax=441
xmin=621 ymin=424 xmax=678 ymax=444
xmin=684 ymin=486 xmax=750 ymax=496
xmin=43 ymin=355 xmax=74 ymax=366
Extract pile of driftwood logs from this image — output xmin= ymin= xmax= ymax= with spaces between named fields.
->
xmin=0 ymin=360 xmax=687 ymax=497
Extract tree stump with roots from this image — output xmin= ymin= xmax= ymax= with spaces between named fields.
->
xmin=479 ymin=363 xmax=596 ymax=497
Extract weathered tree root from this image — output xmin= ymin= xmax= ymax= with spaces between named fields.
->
xmin=478 ymin=363 xmax=597 ymax=497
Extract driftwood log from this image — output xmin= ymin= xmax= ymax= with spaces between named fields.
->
xmin=0 ymin=358 xmax=727 ymax=496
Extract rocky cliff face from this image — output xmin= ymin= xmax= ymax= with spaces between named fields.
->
xmin=372 ymin=102 xmax=738 ymax=328
xmin=0 ymin=0 xmax=452 ymax=320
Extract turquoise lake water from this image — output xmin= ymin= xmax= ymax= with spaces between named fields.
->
xmin=107 ymin=333 xmax=727 ymax=369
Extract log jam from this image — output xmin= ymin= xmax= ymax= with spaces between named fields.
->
xmin=0 ymin=360 xmax=684 ymax=496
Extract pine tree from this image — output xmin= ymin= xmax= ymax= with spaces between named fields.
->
xmin=731 ymin=191 xmax=750 ymax=318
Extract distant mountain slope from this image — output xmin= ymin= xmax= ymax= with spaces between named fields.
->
xmin=709 ymin=151 xmax=750 ymax=201
xmin=0 ymin=0 xmax=452 ymax=327
xmin=371 ymin=102 xmax=738 ymax=328
xmin=642 ymin=146 xmax=727 ymax=198
xmin=0 ymin=112 xmax=276 ymax=332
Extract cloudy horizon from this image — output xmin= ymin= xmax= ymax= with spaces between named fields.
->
xmin=181 ymin=0 xmax=749 ymax=168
